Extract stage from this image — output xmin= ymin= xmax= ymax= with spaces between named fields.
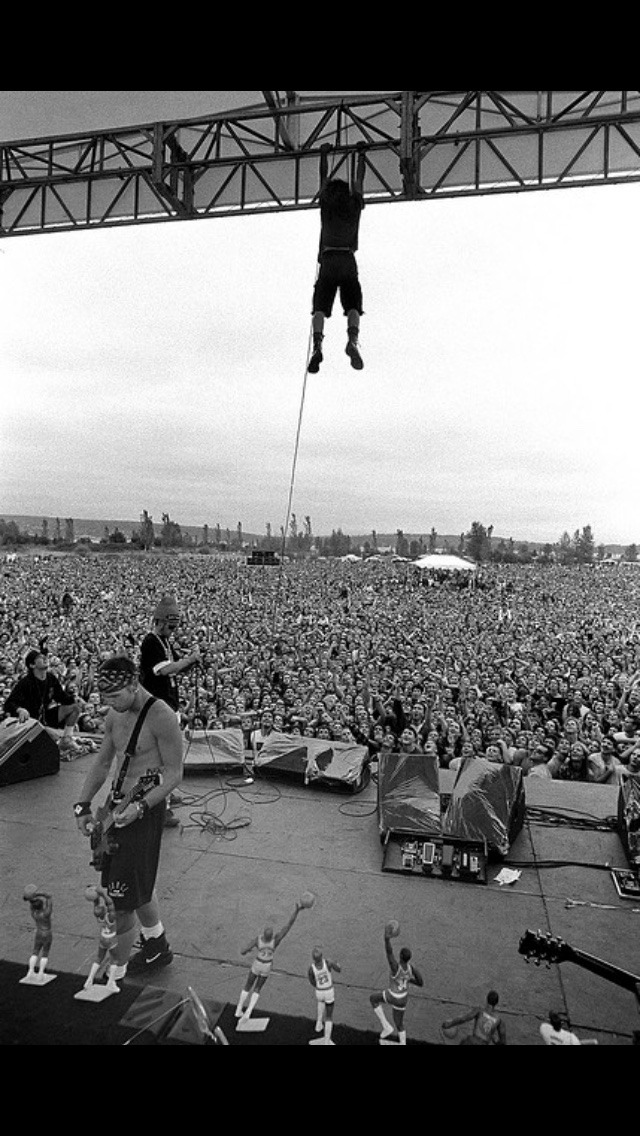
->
xmin=0 ymin=749 xmax=638 ymax=1045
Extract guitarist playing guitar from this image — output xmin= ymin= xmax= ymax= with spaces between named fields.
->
xmin=74 ymin=655 xmax=184 ymax=980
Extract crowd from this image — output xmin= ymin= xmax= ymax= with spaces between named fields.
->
xmin=2 ymin=552 xmax=640 ymax=785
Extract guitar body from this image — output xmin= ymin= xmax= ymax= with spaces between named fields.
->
xmin=89 ymin=805 xmax=117 ymax=871
xmin=90 ymin=773 xmax=160 ymax=871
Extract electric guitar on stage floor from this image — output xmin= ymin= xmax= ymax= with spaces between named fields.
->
xmin=90 ymin=773 xmax=160 ymax=870
xmin=519 ymin=929 xmax=640 ymax=999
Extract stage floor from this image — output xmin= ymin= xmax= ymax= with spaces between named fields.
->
xmin=1 ymin=753 xmax=638 ymax=1045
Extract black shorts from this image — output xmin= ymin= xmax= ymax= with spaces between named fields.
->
xmin=312 ymin=251 xmax=363 ymax=318
xmin=101 ymin=800 xmax=166 ymax=912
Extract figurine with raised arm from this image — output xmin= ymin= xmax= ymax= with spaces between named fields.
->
xmin=235 ymin=891 xmax=315 ymax=1029
xmin=370 ymin=919 xmax=423 ymax=1045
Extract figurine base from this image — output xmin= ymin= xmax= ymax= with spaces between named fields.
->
xmin=309 ymin=1037 xmax=335 ymax=1044
xmin=20 ymin=971 xmax=57 ymax=986
xmin=236 ymin=1015 xmax=270 ymax=1032
xmin=379 ymin=1038 xmax=402 ymax=1045
xmin=74 ymin=983 xmax=120 ymax=1002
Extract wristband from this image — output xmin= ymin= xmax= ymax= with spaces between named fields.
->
xmin=73 ymin=802 xmax=92 ymax=817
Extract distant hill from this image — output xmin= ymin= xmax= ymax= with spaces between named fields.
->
xmin=0 ymin=514 xmax=236 ymax=543
xmin=0 ymin=514 xmax=628 ymax=555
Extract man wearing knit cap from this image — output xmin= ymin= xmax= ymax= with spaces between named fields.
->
xmin=139 ymin=594 xmax=200 ymax=827
xmin=74 ymin=654 xmax=184 ymax=978
xmin=139 ymin=594 xmax=200 ymax=713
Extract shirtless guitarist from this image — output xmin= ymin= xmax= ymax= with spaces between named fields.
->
xmin=74 ymin=655 xmax=183 ymax=979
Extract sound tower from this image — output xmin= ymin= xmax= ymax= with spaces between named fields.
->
xmin=0 ymin=720 xmax=60 ymax=787
xmin=247 ymin=550 xmax=280 ymax=566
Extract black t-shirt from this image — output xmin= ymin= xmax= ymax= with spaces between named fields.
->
xmin=139 ymin=632 xmax=179 ymax=711
xmin=4 ymin=672 xmax=72 ymax=721
xmin=318 ymin=187 xmax=363 ymax=257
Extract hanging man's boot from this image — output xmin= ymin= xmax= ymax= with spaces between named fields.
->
xmin=308 ymin=333 xmax=324 ymax=373
xmin=345 ymin=326 xmax=363 ymax=370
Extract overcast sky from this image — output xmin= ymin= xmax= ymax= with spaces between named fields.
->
xmin=1 ymin=91 xmax=639 ymax=545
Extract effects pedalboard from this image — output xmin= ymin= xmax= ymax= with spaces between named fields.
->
xmin=382 ymin=836 xmax=488 ymax=885
xmin=610 ymin=867 xmax=640 ymax=900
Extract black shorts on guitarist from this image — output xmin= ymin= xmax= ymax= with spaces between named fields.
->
xmin=101 ymin=798 xmax=166 ymax=911
xmin=90 ymin=695 xmax=165 ymax=912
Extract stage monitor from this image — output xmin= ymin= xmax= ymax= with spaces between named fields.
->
xmin=182 ymin=727 xmax=246 ymax=772
xmin=254 ymin=732 xmax=370 ymax=793
xmin=442 ymin=757 xmax=525 ymax=858
xmin=617 ymin=778 xmax=640 ymax=869
xmin=377 ymin=750 xmax=442 ymax=839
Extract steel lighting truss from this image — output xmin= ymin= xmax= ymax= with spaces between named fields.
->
xmin=2 ymin=90 xmax=640 ymax=238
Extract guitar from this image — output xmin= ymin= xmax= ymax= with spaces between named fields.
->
xmin=90 ymin=773 xmax=160 ymax=871
xmin=519 ymin=929 xmax=640 ymax=996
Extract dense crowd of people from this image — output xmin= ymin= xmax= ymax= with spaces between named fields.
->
xmin=2 ymin=551 xmax=640 ymax=786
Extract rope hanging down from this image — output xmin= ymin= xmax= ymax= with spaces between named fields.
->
xmin=270 ymin=313 xmax=315 ymax=634
xmin=269 ymin=142 xmax=346 ymax=633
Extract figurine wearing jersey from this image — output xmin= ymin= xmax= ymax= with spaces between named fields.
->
xmin=308 ymin=946 xmax=341 ymax=1045
xmin=370 ymin=921 xmax=423 ymax=1045
xmin=83 ymin=884 xmax=119 ymax=991
xmin=442 ymin=989 xmax=507 ymax=1045
xmin=235 ymin=900 xmax=303 ymax=1023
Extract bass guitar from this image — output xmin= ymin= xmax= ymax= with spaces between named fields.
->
xmin=90 ymin=772 xmax=160 ymax=871
xmin=519 ymin=928 xmax=640 ymax=997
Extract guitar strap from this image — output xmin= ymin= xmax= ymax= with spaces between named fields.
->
xmin=112 ymin=697 xmax=157 ymax=799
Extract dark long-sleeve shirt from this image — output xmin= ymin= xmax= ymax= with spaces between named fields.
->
xmin=4 ymin=672 xmax=73 ymax=722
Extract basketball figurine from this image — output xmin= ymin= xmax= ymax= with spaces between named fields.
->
xmin=308 ymin=944 xmax=341 ymax=1045
xmin=370 ymin=920 xmax=423 ymax=1045
xmin=235 ymin=893 xmax=315 ymax=1029
xmin=22 ymin=885 xmax=56 ymax=985
xmin=83 ymin=884 xmax=120 ymax=992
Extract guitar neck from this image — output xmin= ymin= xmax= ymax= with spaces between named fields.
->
xmin=565 ymin=946 xmax=640 ymax=995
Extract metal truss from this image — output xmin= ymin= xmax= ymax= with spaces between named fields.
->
xmin=2 ymin=91 xmax=640 ymax=239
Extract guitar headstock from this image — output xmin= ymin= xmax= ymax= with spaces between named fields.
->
xmin=519 ymin=929 xmax=571 ymax=966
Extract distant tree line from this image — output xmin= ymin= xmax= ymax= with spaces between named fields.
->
xmin=0 ymin=513 xmax=637 ymax=565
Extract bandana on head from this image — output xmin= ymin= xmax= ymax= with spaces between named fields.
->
xmin=97 ymin=656 xmax=137 ymax=694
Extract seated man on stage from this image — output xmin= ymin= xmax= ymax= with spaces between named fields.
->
xmin=4 ymin=649 xmax=82 ymax=756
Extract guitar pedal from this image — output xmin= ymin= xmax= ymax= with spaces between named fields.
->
xmin=401 ymin=841 xmax=418 ymax=870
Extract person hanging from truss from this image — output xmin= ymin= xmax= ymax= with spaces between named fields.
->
xmin=308 ymin=142 xmax=366 ymax=374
